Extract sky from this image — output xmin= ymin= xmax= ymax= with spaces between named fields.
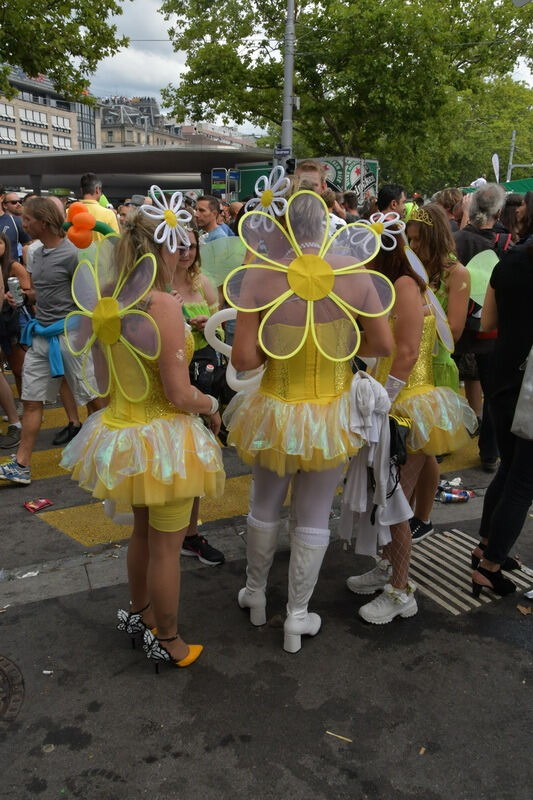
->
xmin=90 ymin=0 xmax=184 ymax=102
xmin=90 ymin=0 xmax=533 ymax=112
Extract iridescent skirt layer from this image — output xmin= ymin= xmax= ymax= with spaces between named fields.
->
xmin=223 ymin=390 xmax=362 ymax=476
xmin=393 ymin=384 xmax=477 ymax=455
xmin=60 ymin=409 xmax=225 ymax=506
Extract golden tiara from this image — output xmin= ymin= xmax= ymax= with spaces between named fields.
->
xmin=409 ymin=207 xmax=433 ymax=227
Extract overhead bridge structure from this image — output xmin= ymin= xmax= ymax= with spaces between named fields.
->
xmin=0 ymin=145 xmax=272 ymax=201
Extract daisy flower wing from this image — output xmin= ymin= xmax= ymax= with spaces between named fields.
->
xmin=224 ymin=264 xmax=289 ymax=312
xmin=331 ymin=268 xmax=395 ymax=318
xmin=109 ymin=340 xmax=151 ymax=403
xmin=93 ymin=234 xmax=121 ymax=298
xmin=82 ymin=339 xmax=111 ymax=397
xmin=259 ymin=293 xmax=310 ymax=360
xmin=239 ymin=209 xmax=297 ymax=266
xmin=120 ymin=310 xmax=161 ymax=360
xmin=64 ymin=311 xmax=94 ymax=355
xmin=71 ymin=259 xmax=98 ymax=313
xmin=310 ymin=295 xmax=361 ymax=362
xmin=115 ymin=254 xmax=157 ymax=311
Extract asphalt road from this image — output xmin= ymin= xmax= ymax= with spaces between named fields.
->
xmin=0 ymin=402 xmax=532 ymax=800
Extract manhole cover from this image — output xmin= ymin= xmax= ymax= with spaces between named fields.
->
xmin=0 ymin=656 xmax=25 ymax=721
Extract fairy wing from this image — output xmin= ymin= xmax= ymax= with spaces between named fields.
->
xmin=200 ymin=236 xmax=247 ymax=289
xmin=404 ymin=245 xmax=454 ymax=353
xmin=466 ymin=249 xmax=499 ymax=306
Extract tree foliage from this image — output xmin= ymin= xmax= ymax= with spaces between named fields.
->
xmin=0 ymin=0 xmax=129 ymax=100
xmin=160 ymin=0 xmax=533 ymax=190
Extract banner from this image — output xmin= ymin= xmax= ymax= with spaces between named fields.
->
xmin=319 ymin=157 xmax=379 ymax=200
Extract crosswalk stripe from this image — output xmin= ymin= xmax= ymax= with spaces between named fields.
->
xmin=410 ymin=530 xmax=533 ymax=614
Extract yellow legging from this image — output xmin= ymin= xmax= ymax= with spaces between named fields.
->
xmin=147 ymin=497 xmax=195 ymax=533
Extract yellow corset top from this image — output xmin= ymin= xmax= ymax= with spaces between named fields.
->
xmin=103 ymin=329 xmax=195 ymax=426
xmin=374 ymin=315 xmax=436 ymax=391
xmin=260 ymin=322 xmax=353 ymax=404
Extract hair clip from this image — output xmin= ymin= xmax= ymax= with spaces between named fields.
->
xmin=140 ymin=185 xmax=192 ymax=252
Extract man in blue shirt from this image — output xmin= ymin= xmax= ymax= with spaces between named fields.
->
xmin=195 ymin=196 xmax=230 ymax=243
xmin=0 ymin=191 xmax=31 ymax=258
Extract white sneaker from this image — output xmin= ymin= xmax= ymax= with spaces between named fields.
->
xmin=346 ymin=559 xmax=392 ymax=595
xmin=358 ymin=582 xmax=418 ymax=624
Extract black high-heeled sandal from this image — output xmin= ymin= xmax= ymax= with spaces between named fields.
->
xmin=117 ymin=603 xmax=153 ymax=649
xmin=472 ymin=566 xmax=517 ymax=598
xmin=143 ymin=630 xmax=203 ymax=673
xmin=470 ymin=542 xmax=521 ymax=572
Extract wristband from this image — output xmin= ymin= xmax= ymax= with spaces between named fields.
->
xmin=207 ymin=395 xmax=219 ymax=415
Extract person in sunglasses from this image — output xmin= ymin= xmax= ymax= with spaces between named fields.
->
xmin=0 ymin=192 xmax=31 ymax=260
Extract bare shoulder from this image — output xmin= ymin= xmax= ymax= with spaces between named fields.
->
xmin=394 ymin=274 xmax=421 ymax=298
xmin=142 ymin=290 xmax=181 ymax=317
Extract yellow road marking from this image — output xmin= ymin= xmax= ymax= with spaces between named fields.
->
xmin=0 ymin=448 xmax=64 ymax=482
xmin=40 ymin=473 xmax=254 ymax=547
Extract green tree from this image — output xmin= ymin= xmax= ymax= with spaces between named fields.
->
xmin=160 ymin=0 xmax=533 ymax=186
xmin=0 ymin=0 xmax=129 ymax=99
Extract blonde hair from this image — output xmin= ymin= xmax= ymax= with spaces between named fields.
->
xmin=115 ymin=209 xmax=170 ymax=291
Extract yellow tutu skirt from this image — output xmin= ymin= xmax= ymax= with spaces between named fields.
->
xmin=222 ymin=390 xmax=362 ymax=476
xmin=60 ymin=409 xmax=225 ymax=506
xmin=393 ymin=384 xmax=477 ymax=455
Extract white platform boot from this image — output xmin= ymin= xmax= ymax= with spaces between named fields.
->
xmin=284 ymin=529 xmax=328 ymax=653
xmin=238 ymin=516 xmax=280 ymax=626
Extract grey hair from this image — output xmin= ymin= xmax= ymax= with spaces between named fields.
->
xmin=469 ymin=183 xmax=505 ymax=228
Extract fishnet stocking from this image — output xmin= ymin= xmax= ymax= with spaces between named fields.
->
xmin=382 ymin=452 xmax=426 ymax=589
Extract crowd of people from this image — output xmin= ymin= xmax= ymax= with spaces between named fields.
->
xmin=0 ymin=162 xmax=531 ymax=670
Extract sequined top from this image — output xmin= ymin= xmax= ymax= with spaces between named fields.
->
xmin=374 ymin=315 xmax=436 ymax=394
xmin=260 ymin=322 xmax=353 ymax=404
xmin=102 ymin=329 xmax=195 ymax=428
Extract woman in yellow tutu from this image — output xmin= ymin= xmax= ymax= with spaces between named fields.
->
xmin=223 ymin=185 xmax=394 ymax=652
xmin=347 ymin=212 xmax=477 ymax=624
xmin=60 ymin=189 xmax=225 ymax=670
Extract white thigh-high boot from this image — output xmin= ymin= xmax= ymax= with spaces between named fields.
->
xmin=284 ymin=527 xmax=329 ymax=653
xmin=238 ymin=515 xmax=280 ymax=626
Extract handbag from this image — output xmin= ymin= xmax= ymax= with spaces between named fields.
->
xmin=511 ymin=344 xmax=533 ymax=440
xmin=389 ymin=414 xmax=412 ymax=466
xmin=188 ymin=344 xmax=235 ymax=406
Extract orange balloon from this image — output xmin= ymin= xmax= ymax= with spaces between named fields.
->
xmin=67 ymin=201 xmax=87 ymax=221
xmin=68 ymin=228 xmax=93 ymax=249
xmin=72 ymin=212 xmax=96 ymax=231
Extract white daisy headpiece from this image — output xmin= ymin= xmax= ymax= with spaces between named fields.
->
xmin=358 ymin=211 xmax=406 ymax=251
xmin=140 ymin=185 xmax=192 ymax=253
xmin=244 ymin=165 xmax=290 ymax=232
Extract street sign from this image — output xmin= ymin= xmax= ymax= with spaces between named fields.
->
xmin=274 ymin=147 xmax=291 ymax=158
xmin=211 ymin=168 xmax=227 ymax=193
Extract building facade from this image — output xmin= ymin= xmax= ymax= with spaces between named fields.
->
xmin=0 ymin=69 xmax=101 ymax=155
xmin=100 ymin=97 xmax=185 ymax=148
